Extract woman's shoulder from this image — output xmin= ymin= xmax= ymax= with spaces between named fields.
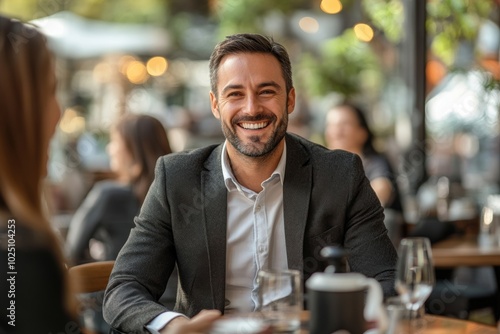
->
xmin=365 ymin=152 xmax=390 ymax=166
xmin=363 ymin=153 xmax=396 ymax=180
xmin=88 ymin=180 xmax=135 ymax=198
xmin=92 ymin=179 xmax=130 ymax=191
xmin=82 ymin=181 xmax=139 ymax=211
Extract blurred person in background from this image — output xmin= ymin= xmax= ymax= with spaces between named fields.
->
xmin=66 ymin=114 xmax=177 ymax=333
xmin=66 ymin=113 xmax=172 ymax=264
xmin=0 ymin=15 xmax=78 ymax=333
xmin=325 ymin=103 xmax=404 ymax=245
xmin=65 ymin=113 xmax=173 ymax=333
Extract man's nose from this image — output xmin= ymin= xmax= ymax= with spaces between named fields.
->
xmin=243 ymin=94 xmax=262 ymax=115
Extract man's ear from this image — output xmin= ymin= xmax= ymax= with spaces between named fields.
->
xmin=209 ymin=91 xmax=220 ymax=119
xmin=287 ymin=87 xmax=296 ymax=115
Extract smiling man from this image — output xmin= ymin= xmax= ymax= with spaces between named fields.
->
xmin=103 ymin=34 xmax=397 ymax=334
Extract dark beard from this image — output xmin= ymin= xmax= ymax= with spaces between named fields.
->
xmin=222 ymin=110 xmax=288 ymax=158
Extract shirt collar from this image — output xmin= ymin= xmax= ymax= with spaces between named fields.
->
xmin=221 ymin=140 xmax=287 ymax=192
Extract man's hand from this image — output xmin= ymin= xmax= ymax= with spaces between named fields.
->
xmin=160 ymin=310 xmax=222 ymax=334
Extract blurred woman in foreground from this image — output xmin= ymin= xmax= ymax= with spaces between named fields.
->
xmin=0 ymin=16 xmax=76 ymax=333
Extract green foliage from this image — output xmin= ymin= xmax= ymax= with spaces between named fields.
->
xmin=362 ymin=0 xmax=493 ymax=67
xmin=298 ymin=29 xmax=381 ymax=97
xmin=426 ymin=0 xmax=492 ymax=66
xmin=0 ymin=0 xmax=169 ymax=24
xmin=69 ymin=0 xmax=169 ymax=25
xmin=0 ymin=0 xmax=60 ymax=20
xmin=482 ymin=71 xmax=500 ymax=94
xmin=215 ymin=0 xmax=304 ymax=36
xmin=361 ymin=0 xmax=404 ymax=43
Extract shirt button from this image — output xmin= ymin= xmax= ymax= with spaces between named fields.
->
xmin=256 ymin=205 xmax=261 ymax=211
xmin=258 ymin=246 xmax=264 ymax=253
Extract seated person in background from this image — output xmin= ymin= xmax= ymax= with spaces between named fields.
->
xmin=65 ymin=114 xmax=173 ymax=333
xmin=325 ymin=103 xmax=404 ymax=245
xmin=103 ymin=33 xmax=397 ymax=334
xmin=0 ymin=16 xmax=78 ymax=333
xmin=66 ymin=113 xmax=172 ymax=264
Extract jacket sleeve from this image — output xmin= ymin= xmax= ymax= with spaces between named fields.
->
xmin=103 ymin=158 xmax=177 ymax=334
xmin=344 ymin=154 xmax=398 ymax=297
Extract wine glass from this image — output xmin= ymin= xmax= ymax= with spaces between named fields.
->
xmin=256 ymin=269 xmax=302 ymax=333
xmin=479 ymin=195 xmax=500 ymax=249
xmin=395 ymin=237 xmax=435 ymax=327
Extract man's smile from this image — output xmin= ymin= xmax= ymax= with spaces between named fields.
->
xmin=238 ymin=121 xmax=270 ymax=130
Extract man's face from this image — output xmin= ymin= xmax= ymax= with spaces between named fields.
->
xmin=210 ymin=53 xmax=295 ymax=158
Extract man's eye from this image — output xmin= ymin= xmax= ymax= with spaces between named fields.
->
xmin=260 ymin=90 xmax=275 ymax=95
xmin=228 ymin=92 xmax=241 ymax=97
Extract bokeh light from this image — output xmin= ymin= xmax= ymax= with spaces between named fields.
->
xmin=320 ymin=0 xmax=342 ymax=14
xmin=59 ymin=108 xmax=86 ymax=135
xmin=426 ymin=59 xmax=447 ymax=88
xmin=126 ymin=60 xmax=149 ymax=84
xmin=147 ymin=56 xmax=168 ymax=76
xmin=299 ymin=17 xmax=319 ymax=34
xmin=354 ymin=23 xmax=374 ymax=42
xmin=118 ymin=55 xmax=137 ymax=75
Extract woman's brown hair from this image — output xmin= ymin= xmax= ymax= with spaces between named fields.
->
xmin=113 ymin=114 xmax=172 ymax=203
xmin=0 ymin=17 xmax=54 ymax=223
xmin=0 ymin=16 xmax=75 ymax=314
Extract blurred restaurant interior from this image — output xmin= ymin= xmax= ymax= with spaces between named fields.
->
xmin=2 ymin=0 xmax=500 ymax=329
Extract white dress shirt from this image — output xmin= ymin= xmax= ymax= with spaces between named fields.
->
xmin=146 ymin=141 xmax=288 ymax=332
xmin=222 ymin=141 xmax=288 ymax=313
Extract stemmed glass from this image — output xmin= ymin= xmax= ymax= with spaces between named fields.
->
xmin=395 ymin=237 xmax=435 ymax=328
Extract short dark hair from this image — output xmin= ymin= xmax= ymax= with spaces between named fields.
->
xmin=209 ymin=33 xmax=293 ymax=97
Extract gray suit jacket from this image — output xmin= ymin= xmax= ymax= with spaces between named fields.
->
xmin=103 ymin=133 xmax=397 ymax=333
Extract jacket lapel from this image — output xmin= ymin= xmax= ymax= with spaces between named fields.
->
xmin=283 ymin=134 xmax=312 ymax=271
xmin=201 ymin=145 xmax=228 ymax=311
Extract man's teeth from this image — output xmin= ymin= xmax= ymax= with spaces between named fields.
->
xmin=241 ymin=122 xmax=267 ymax=129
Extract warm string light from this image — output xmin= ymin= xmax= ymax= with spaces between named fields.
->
xmin=116 ymin=56 xmax=169 ymax=84
xmin=126 ymin=61 xmax=149 ymax=84
xmin=147 ymin=56 xmax=168 ymax=76
xmin=354 ymin=23 xmax=374 ymax=42
xmin=320 ymin=0 xmax=342 ymax=14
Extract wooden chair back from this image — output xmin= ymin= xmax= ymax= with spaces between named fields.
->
xmin=69 ymin=260 xmax=115 ymax=293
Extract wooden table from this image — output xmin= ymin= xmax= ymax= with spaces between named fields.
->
xmin=396 ymin=314 xmax=497 ymax=333
xmin=432 ymin=234 xmax=500 ymax=267
xmin=431 ymin=234 xmax=500 ymax=321
xmin=299 ymin=311 xmax=497 ymax=333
